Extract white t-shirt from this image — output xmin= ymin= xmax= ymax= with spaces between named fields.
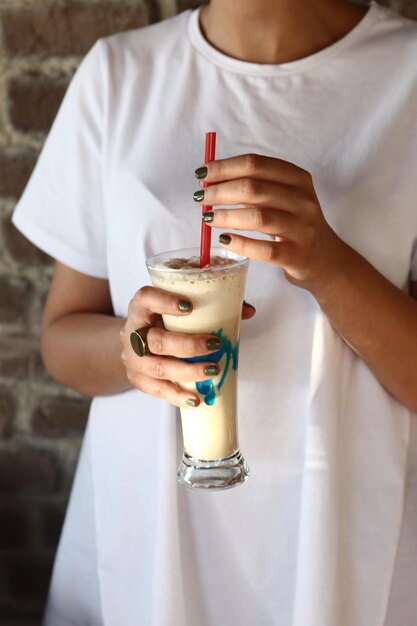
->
xmin=13 ymin=3 xmax=417 ymax=625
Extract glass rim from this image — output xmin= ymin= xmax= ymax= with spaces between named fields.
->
xmin=146 ymin=247 xmax=248 ymax=274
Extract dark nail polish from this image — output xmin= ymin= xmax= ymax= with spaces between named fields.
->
xmin=195 ymin=166 xmax=208 ymax=179
xmin=193 ymin=189 xmax=205 ymax=202
xmin=186 ymin=398 xmax=198 ymax=407
xmin=243 ymin=300 xmax=255 ymax=309
xmin=202 ymin=211 xmax=214 ymax=223
xmin=178 ymin=300 xmax=191 ymax=312
xmin=207 ymin=337 xmax=221 ymax=350
xmin=219 ymin=234 xmax=231 ymax=245
xmin=204 ymin=364 xmax=219 ymax=376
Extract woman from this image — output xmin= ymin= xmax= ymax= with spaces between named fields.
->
xmin=13 ymin=0 xmax=417 ymax=624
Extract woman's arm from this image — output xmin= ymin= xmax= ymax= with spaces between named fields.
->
xmin=195 ymin=154 xmax=417 ymax=412
xmin=308 ymin=244 xmax=417 ymax=412
xmin=41 ymin=262 xmax=129 ymax=396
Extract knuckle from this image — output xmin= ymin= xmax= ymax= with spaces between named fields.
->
xmin=252 ymin=208 xmax=269 ymax=229
xmin=244 ymin=153 xmax=260 ymax=175
xmin=241 ymin=178 xmax=261 ymax=202
xmin=238 ymin=237 xmax=250 ymax=257
xmin=210 ymin=184 xmax=221 ymax=203
xmin=215 ymin=208 xmax=228 ymax=225
xmin=302 ymin=193 xmax=318 ymax=214
xmin=149 ymin=328 xmax=164 ymax=354
xmin=264 ymin=244 xmax=279 ymax=263
xmin=162 ymin=291 xmax=175 ymax=310
xmin=132 ymin=286 xmax=149 ymax=308
xmin=215 ymin=159 xmax=224 ymax=177
xmin=150 ymin=358 xmax=166 ymax=379
xmin=137 ymin=285 xmax=150 ymax=299
xmin=157 ymin=291 xmax=169 ymax=308
xmin=182 ymin=335 xmax=196 ymax=356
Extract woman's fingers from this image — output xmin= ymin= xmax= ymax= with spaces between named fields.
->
xmin=132 ymin=373 xmax=200 ymax=409
xmin=195 ymin=178 xmax=307 ymax=214
xmin=134 ymin=354 xmax=220 ymax=384
xmin=193 ymin=152 xmax=335 ymax=287
xmin=130 ymin=285 xmax=193 ymax=319
xmin=203 ymin=206 xmax=298 ymax=238
xmin=145 ymin=327 xmax=222 ymax=358
xmin=217 ymin=233 xmax=297 ymax=267
xmin=123 ymin=284 xmax=256 ymax=409
xmin=196 ymin=153 xmax=309 ymax=187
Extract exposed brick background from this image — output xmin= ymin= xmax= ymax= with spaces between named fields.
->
xmin=0 ymin=0 xmax=415 ymax=623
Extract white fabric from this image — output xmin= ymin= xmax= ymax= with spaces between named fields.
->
xmin=12 ymin=2 xmax=417 ymax=624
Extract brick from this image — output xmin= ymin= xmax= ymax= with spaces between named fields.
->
xmin=402 ymin=5 xmax=417 ymax=18
xmin=41 ymin=503 xmax=65 ymax=549
xmin=0 ymin=507 xmax=31 ymax=550
xmin=178 ymin=0 xmax=206 ymax=10
xmin=0 ymin=354 xmax=30 ymax=379
xmin=0 ymin=275 xmax=33 ymax=324
xmin=0 ymin=447 xmax=59 ymax=494
xmin=8 ymin=76 xmax=69 ymax=134
xmin=2 ymin=554 xmax=53 ymax=603
xmin=0 ymin=385 xmax=15 ymax=438
xmin=2 ymin=2 xmax=149 ymax=57
xmin=2 ymin=216 xmax=51 ymax=267
xmin=0 ymin=150 xmax=38 ymax=199
xmin=32 ymin=396 xmax=90 ymax=438
xmin=0 ymin=334 xmax=37 ymax=380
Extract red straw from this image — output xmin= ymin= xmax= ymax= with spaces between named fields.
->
xmin=200 ymin=132 xmax=217 ymax=268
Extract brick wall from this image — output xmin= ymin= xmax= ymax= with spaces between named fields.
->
xmin=0 ymin=0 xmax=415 ymax=623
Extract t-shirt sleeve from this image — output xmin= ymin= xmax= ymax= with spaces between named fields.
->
xmin=12 ymin=40 xmax=108 ymax=279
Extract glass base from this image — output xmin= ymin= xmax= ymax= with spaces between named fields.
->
xmin=177 ymin=449 xmax=249 ymax=490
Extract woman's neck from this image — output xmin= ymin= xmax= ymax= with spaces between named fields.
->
xmin=200 ymin=0 xmax=369 ymax=64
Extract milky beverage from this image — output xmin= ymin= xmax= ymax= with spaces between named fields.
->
xmin=147 ymin=250 xmax=248 ymax=461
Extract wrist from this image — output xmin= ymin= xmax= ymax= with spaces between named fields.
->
xmin=285 ymin=231 xmax=356 ymax=303
xmin=304 ymin=233 xmax=354 ymax=303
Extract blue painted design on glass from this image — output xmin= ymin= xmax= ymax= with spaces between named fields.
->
xmin=196 ymin=380 xmax=216 ymax=405
xmin=184 ymin=329 xmax=239 ymax=406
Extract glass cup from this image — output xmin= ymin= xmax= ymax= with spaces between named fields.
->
xmin=146 ymin=247 xmax=249 ymax=490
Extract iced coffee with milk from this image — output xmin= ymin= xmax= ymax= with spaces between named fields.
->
xmin=146 ymin=247 xmax=249 ymax=490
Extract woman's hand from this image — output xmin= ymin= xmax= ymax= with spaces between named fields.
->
xmin=194 ymin=153 xmax=344 ymax=292
xmin=120 ymin=286 xmax=255 ymax=408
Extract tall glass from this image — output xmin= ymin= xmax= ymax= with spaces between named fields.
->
xmin=146 ymin=247 xmax=249 ymax=490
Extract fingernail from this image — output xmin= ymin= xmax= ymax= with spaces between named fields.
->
xmin=186 ymin=397 xmax=199 ymax=407
xmin=207 ymin=337 xmax=221 ymax=350
xmin=243 ymin=300 xmax=255 ymax=309
xmin=195 ymin=166 xmax=208 ymax=179
xmin=219 ymin=234 xmax=231 ymax=245
xmin=204 ymin=364 xmax=219 ymax=376
xmin=193 ymin=189 xmax=205 ymax=202
xmin=178 ymin=300 xmax=191 ymax=312
xmin=202 ymin=211 xmax=214 ymax=223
